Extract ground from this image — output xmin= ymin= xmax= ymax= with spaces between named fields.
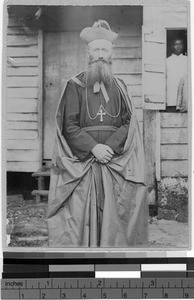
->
xmin=6 ymin=199 xmax=189 ymax=248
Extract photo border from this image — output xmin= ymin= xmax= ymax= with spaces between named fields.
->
xmin=1 ymin=0 xmax=193 ymax=259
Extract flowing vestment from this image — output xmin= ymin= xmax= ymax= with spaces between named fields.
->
xmin=47 ymin=74 xmax=148 ymax=247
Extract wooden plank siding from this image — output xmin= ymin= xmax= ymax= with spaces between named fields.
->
xmin=160 ymin=112 xmax=188 ymax=178
xmin=143 ymin=3 xmax=189 ymax=181
xmin=6 ymin=16 xmax=42 ymax=172
xmin=113 ymin=34 xmax=143 ymax=133
xmin=7 ymin=6 xmax=143 ymax=166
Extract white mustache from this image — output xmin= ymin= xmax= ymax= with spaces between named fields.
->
xmin=89 ymin=59 xmax=109 ymax=65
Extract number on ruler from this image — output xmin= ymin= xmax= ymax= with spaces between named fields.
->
xmin=82 ymin=292 xmax=86 ymax=298
xmin=41 ymin=293 xmax=46 ymax=299
xmin=103 ymin=292 xmax=107 ymax=298
xmin=62 ymin=293 xmax=66 ymax=299
xmin=97 ymin=280 xmax=102 ymax=287
xmin=164 ymin=292 xmax=168 ymax=298
xmin=123 ymin=293 xmax=128 ymax=298
xmin=150 ymin=280 xmax=155 ymax=287
xmin=21 ymin=293 xmax=24 ymax=299
xmin=185 ymin=293 xmax=189 ymax=298
xmin=144 ymin=293 xmax=147 ymax=298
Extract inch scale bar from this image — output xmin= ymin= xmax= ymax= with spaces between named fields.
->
xmin=1 ymin=278 xmax=194 ymax=299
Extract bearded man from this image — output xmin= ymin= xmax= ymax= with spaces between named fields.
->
xmin=47 ymin=20 xmax=148 ymax=247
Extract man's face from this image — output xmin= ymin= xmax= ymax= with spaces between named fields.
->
xmin=87 ymin=39 xmax=113 ymax=62
xmin=86 ymin=39 xmax=114 ymax=86
xmin=172 ymin=39 xmax=184 ymax=56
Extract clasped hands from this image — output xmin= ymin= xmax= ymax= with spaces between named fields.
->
xmin=91 ymin=144 xmax=114 ymax=164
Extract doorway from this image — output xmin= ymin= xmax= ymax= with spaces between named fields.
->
xmin=43 ymin=31 xmax=86 ymax=159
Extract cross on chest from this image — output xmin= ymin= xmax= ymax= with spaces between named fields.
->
xmin=97 ymin=106 xmax=106 ymax=122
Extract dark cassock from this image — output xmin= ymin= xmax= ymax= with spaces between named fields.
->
xmin=47 ymin=20 xmax=149 ymax=247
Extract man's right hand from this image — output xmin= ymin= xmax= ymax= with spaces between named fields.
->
xmin=91 ymin=144 xmax=114 ymax=163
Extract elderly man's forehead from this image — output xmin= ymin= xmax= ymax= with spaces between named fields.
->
xmin=88 ymin=39 xmax=113 ymax=49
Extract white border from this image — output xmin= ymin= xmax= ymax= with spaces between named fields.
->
xmin=0 ymin=0 xmax=193 ymax=262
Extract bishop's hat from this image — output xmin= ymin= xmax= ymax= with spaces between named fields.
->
xmin=80 ymin=20 xmax=118 ymax=45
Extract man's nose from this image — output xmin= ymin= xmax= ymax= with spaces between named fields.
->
xmin=98 ymin=50 xmax=103 ymax=59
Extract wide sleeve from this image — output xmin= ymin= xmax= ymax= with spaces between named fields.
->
xmin=104 ymin=98 xmax=131 ymax=154
xmin=62 ymin=80 xmax=98 ymax=160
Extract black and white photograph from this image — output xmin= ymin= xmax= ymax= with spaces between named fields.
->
xmin=3 ymin=0 xmax=191 ymax=250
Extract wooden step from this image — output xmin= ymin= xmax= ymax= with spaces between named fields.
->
xmin=31 ymin=190 xmax=49 ymax=196
xmin=32 ymin=171 xmax=50 ymax=177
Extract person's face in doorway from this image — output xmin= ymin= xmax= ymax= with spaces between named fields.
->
xmin=172 ymin=39 xmax=184 ymax=56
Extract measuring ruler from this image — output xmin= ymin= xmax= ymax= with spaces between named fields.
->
xmin=1 ymin=278 xmax=194 ymax=299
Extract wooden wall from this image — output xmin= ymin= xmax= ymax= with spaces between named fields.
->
xmin=6 ymin=15 xmax=42 ymax=172
xmin=113 ymin=35 xmax=143 ymax=134
xmin=6 ymin=6 xmax=143 ymax=170
xmin=6 ymin=4 xmax=189 ymax=177
xmin=143 ymin=2 xmax=189 ymax=182
xmin=160 ymin=112 xmax=188 ymax=177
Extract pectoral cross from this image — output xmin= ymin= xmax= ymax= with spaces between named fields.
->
xmin=97 ymin=106 xmax=106 ymax=122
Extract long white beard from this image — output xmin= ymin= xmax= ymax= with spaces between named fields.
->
xmin=85 ymin=58 xmax=114 ymax=86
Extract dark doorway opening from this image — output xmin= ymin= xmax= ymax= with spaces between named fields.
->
xmin=166 ymin=29 xmax=187 ymax=58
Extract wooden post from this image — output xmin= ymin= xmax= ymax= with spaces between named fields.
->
xmin=156 ymin=111 xmax=161 ymax=181
xmin=35 ymin=30 xmax=44 ymax=203
xmin=37 ymin=176 xmax=42 ymax=204
xmin=143 ymin=110 xmax=157 ymax=205
xmin=38 ymin=29 xmax=43 ymax=170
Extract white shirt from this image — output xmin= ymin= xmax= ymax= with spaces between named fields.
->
xmin=166 ymin=53 xmax=187 ymax=106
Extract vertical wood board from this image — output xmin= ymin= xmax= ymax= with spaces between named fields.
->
xmin=142 ymin=26 xmax=166 ymax=110
xmin=143 ymin=110 xmax=157 ymax=204
xmin=37 ymin=29 xmax=43 ymax=169
xmin=156 ymin=111 xmax=161 ymax=181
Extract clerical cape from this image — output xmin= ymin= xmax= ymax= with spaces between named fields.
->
xmin=47 ymin=74 xmax=148 ymax=247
